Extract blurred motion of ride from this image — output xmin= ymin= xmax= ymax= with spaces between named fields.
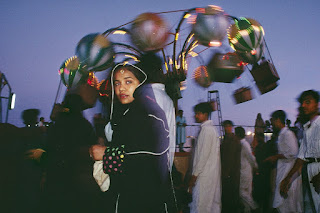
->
xmin=233 ymin=87 xmax=253 ymax=104
xmin=52 ymin=4 xmax=280 ymax=120
xmin=192 ymin=5 xmax=230 ymax=47
xmin=59 ymin=56 xmax=87 ymax=89
xmin=251 ymin=60 xmax=280 ymax=94
xmin=130 ymin=12 xmax=170 ymax=52
xmin=228 ymin=17 xmax=265 ymax=64
xmin=193 ymin=65 xmax=212 ymax=88
xmin=207 ymin=52 xmax=244 ymax=83
xmin=75 ymin=33 xmax=115 ymax=72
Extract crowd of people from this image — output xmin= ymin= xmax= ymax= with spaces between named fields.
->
xmin=178 ymin=89 xmax=320 ymax=213
xmin=1 ymin=50 xmax=320 ymax=213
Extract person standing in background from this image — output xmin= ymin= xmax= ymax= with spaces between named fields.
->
xmin=254 ymin=113 xmax=266 ymax=135
xmin=221 ymin=120 xmax=241 ymax=213
xmin=38 ymin=117 xmax=45 ymax=127
xmin=235 ymin=126 xmax=258 ymax=213
xmin=176 ymin=109 xmax=186 ymax=152
xmin=45 ymin=94 xmax=104 ymax=213
xmin=265 ymin=110 xmax=302 ymax=212
xmin=16 ymin=109 xmax=47 ymax=213
xmin=188 ymin=102 xmax=221 ymax=213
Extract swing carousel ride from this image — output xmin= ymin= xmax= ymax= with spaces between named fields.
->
xmin=53 ymin=5 xmax=280 ymax=118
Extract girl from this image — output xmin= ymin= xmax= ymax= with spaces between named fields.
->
xmin=91 ymin=60 xmax=176 ymax=213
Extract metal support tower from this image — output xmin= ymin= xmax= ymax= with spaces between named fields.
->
xmin=0 ymin=71 xmax=13 ymax=123
xmin=207 ymin=90 xmax=224 ymax=137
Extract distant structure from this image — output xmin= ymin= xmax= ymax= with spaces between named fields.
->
xmin=0 ymin=71 xmax=15 ymax=123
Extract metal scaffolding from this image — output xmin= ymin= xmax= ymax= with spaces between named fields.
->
xmin=207 ymin=90 xmax=223 ymax=137
xmin=0 ymin=71 xmax=14 ymax=123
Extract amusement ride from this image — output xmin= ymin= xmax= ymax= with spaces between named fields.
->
xmin=52 ymin=5 xmax=280 ymax=130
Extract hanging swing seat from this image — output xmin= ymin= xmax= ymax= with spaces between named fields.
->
xmin=250 ymin=61 xmax=279 ymax=86
xmin=233 ymin=87 xmax=253 ymax=104
xmin=207 ymin=53 xmax=244 ymax=83
xmin=256 ymin=81 xmax=278 ymax=94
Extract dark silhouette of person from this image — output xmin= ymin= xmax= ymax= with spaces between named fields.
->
xmin=15 ymin=109 xmax=47 ymax=213
xmin=44 ymin=94 xmax=104 ymax=213
xmin=221 ymin=120 xmax=241 ymax=213
xmin=253 ymin=131 xmax=278 ymax=213
xmin=0 ymin=123 xmax=21 ymax=212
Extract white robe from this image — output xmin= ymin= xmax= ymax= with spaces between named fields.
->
xmin=151 ymin=83 xmax=176 ymax=170
xmin=297 ymin=116 xmax=320 ymax=212
xmin=273 ymin=127 xmax=303 ymax=213
xmin=239 ymin=138 xmax=258 ymax=212
xmin=189 ymin=120 xmax=221 ymax=213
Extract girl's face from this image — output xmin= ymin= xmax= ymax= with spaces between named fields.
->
xmin=114 ymin=68 xmax=140 ymax=104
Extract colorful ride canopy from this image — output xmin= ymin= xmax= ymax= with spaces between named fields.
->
xmin=59 ymin=56 xmax=88 ymax=89
xmin=238 ymin=43 xmax=264 ymax=65
xmin=228 ymin=17 xmax=265 ymax=64
xmin=193 ymin=65 xmax=212 ymax=88
xmin=192 ymin=5 xmax=230 ymax=47
xmin=75 ymin=33 xmax=115 ymax=72
xmin=130 ymin=12 xmax=170 ymax=52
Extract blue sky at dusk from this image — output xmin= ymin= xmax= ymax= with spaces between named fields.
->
xmin=1 ymin=0 xmax=319 ymax=130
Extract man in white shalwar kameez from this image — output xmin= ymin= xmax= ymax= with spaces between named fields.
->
xmin=235 ymin=126 xmax=258 ymax=212
xmin=265 ymin=110 xmax=302 ymax=212
xmin=188 ymin=102 xmax=221 ymax=213
xmin=281 ymin=90 xmax=320 ymax=213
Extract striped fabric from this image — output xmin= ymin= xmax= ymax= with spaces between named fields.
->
xmin=228 ymin=17 xmax=265 ymax=64
xmin=59 ymin=56 xmax=88 ymax=89
xmin=237 ymin=43 xmax=264 ymax=64
xmin=76 ymin=33 xmax=115 ymax=72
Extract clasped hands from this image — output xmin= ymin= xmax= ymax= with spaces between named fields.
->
xmin=89 ymin=144 xmax=107 ymax=161
xmin=25 ymin=148 xmax=46 ymax=162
